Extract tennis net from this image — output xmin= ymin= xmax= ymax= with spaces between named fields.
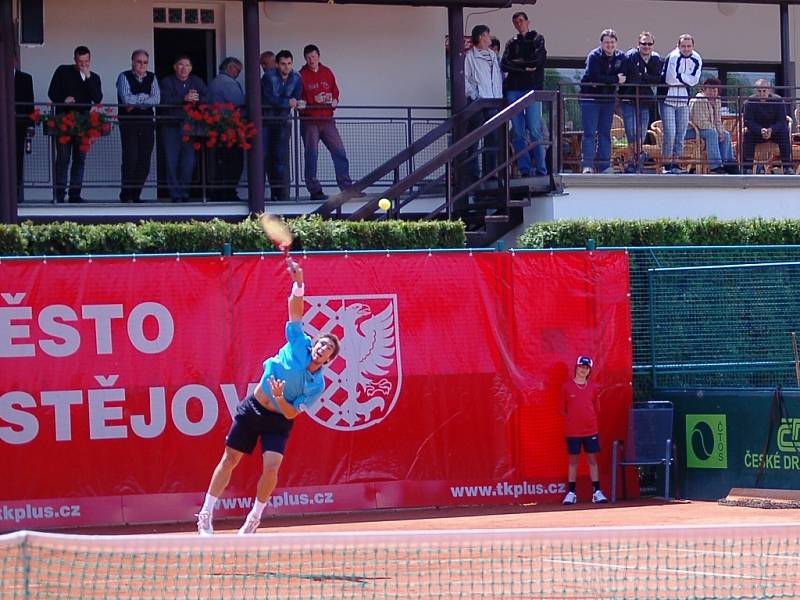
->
xmin=2 ymin=523 xmax=799 ymax=599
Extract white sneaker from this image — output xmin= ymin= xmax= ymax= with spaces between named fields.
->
xmin=581 ymin=167 xmax=593 ymax=174
xmin=196 ymin=512 xmax=213 ymax=536
xmin=592 ymin=489 xmax=608 ymax=504
xmin=237 ymin=514 xmax=261 ymax=535
xmin=562 ymin=491 xmax=577 ymax=505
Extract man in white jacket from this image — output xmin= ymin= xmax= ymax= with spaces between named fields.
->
xmin=464 ymin=25 xmax=503 ymax=183
xmin=660 ymin=34 xmax=702 ymax=174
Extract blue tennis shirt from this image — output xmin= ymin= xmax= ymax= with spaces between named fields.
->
xmin=259 ymin=320 xmax=325 ymax=412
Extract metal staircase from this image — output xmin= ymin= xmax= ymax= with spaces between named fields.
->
xmin=314 ymin=90 xmax=562 ymax=247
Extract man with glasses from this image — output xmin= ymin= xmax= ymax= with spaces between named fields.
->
xmin=742 ymin=79 xmax=793 ymax=175
xmin=500 ymin=11 xmax=548 ymax=177
xmin=116 ymin=49 xmax=160 ymax=203
xmin=619 ymin=32 xmax=662 ymax=173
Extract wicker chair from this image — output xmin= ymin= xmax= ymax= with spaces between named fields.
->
xmin=641 ymin=120 xmax=663 ymax=171
xmin=610 ymin=113 xmax=628 ymax=172
xmin=751 ymin=116 xmax=793 ymax=174
xmin=642 ymin=120 xmax=705 ymax=173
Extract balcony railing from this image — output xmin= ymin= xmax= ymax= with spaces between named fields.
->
xmin=13 ymin=87 xmax=800 ymax=207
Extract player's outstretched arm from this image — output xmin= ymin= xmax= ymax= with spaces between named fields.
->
xmin=287 ymin=257 xmax=304 ymax=322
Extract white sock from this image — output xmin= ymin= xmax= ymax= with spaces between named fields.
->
xmin=201 ymin=493 xmax=218 ymax=515
xmin=249 ymin=499 xmax=267 ymax=520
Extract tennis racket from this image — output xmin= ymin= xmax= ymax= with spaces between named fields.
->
xmin=259 ymin=213 xmax=293 ymax=257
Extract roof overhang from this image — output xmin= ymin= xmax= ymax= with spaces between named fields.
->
xmin=258 ymin=0 xmax=535 ymax=7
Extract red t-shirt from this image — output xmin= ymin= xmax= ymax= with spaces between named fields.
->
xmin=561 ymin=380 xmax=599 ymax=437
xmin=299 ymin=63 xmax=339 ymax=120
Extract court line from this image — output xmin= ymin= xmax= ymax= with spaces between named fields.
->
xmin=543 ymin=558 xmax=773 ymax=581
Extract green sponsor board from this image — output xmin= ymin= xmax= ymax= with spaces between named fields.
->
xmin=685 ymin=414 xmax=727 ymax=469
xmin=656 ymin=390 xmax=800 ymax=499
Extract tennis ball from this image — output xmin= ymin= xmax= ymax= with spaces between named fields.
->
xmin=378 ymin=198 xmax=391 ymax=211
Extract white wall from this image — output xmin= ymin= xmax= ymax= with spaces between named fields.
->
xmin=17 ymin=0 xmax=796 ymax=108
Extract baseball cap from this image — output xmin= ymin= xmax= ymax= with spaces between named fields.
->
xmin=576 ymin=356 xmax=593 ymax=368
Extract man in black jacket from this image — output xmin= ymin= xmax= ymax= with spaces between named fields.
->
xmin=47 ymin=46 xmax=103 ymax=203
xmin=620 ymin=31 xmax=662 ymax=173
xmin=14 ymin=61 xmax=34 ymax=203
xmin=500 ymin=11 xmax=548 ymax=177
xmin=742 ymin=79 xmax=793 ymax=175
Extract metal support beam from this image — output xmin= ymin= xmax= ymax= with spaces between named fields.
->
xmin=780 ymin=2 xmax=794 ymax=93
xmin=0 ymin=0 xmax=18 ymax=223
xmin=243 ymin=0 xmax=264 ymax=215
xmin=447 ymin=6 xmax=466 ymax=117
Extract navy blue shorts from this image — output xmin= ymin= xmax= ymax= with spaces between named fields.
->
xmin=226 ymin=394 xmax=294 ymax=455
xmin=566 ymin=435 xmax=600 ymax=455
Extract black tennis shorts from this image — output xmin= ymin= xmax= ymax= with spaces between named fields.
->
xmin=226 ymin=394 xmax=294 ymax=455
xmin=566 ymin=434 xmax=600 ymax=455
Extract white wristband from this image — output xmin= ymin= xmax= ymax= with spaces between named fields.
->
xmin=291 ymin=282 xmax=305 ymax=297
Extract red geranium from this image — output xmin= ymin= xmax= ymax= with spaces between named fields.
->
xmin=181 ymin=103 xmax=257 ymax=150
xmin=32 ymin=105 xmax=113 ymax=151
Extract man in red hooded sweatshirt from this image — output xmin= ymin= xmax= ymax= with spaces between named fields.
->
xmin=299 ymin=44 xmax=355 ymax=201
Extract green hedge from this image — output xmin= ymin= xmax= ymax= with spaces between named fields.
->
xmin=0 ymin=217 xmax=466 ymax=256
xmin=517 ymin=217 xmax=800 ymax=249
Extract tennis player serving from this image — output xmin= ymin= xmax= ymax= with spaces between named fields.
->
xmin=196 ymin=257 xmax=340 ymax=535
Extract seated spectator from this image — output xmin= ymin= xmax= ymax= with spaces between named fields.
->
xmin=464 ymin=24 xmax=503 ymax=184
xmin=579 ymin=29 xmax=626 ymax=174
xmin=741 ymin=79 xmax=793 ymax=175
xmin=159 ymin=55 xmax=207 ymax=202
xmin=688 ymin=78 xmax=736 ymax=174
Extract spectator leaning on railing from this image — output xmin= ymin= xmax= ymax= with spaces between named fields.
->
xmin=262 ymin=50 xmax=303 ymax=202
xmin=500 ymin=11 xmax=548 ymax=177
xmin=741 ymin=79 xmax=793 ymax=175
xmin=116 ymin=49 xmax=160 ymax=204
xmin=579 ymin=29 xmax=626 ymax=174
xmin=619 ymin=31 xmax=662 ymax=173
xmin=159 ymin=55 xmax=207 ymax=202
xmin=207 ymin=57 xmax=245 ymax=201
xmin=687 ymin=77 xmax=737 ymax=174
xmin=299 ymin=44 xmax=357 ymax=202
xmin=660 ymin=34 xmax=702 ymax=174
xmin=47 ymin=45 xmax=103 ymax=203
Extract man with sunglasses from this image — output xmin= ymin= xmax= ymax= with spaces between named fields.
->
xmin=116 ymin=49 xmax=160 ymax=203
xmin=619 ymin=32 xmax=662 ymax=173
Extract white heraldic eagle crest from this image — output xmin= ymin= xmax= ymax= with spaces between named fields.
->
xmin=302 ymin=295 xmax=401 ymax=431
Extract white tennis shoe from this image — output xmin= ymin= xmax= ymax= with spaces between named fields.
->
xmin=592 ymin=489 xmax=608 ymax=504
xmin=238 ymin=514 xmax=261 ymax=535
xmin=196 ymin=512 xmax=213 ymax=536
xmin=562 ymin=491 xmax=577 ymax=505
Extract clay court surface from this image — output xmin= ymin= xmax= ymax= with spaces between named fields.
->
xmin=55 ymin=498 xmax=800 ymax=535
xmin=6 ymin=500 xmax=800 ymax=599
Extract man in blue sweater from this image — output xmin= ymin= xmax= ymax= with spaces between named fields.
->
xmin=262 ymin=50 xmax=303 ymax=202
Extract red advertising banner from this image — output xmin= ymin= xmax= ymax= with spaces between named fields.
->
xmin=0 ymin=251 xmax=632 ymax=530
